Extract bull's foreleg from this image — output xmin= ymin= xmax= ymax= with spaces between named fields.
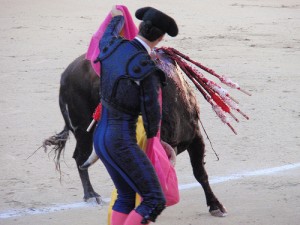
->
xmin=187 ymin=134 xmax=227 ymax=217
xmin=73 ymin=128 xmax=101 ymax=204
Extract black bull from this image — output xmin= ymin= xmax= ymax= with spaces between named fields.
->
xmin=43 ymin=52 xmax=227 ymax=216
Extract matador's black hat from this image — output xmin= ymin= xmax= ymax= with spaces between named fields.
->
xmin=135 ymin=7 xmax=178 ymax=37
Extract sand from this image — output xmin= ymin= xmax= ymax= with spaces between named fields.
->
xmin=0 ymin=0 xmax=300 ymax=224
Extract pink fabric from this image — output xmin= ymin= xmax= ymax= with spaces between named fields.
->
xmin=85 ymin=5 xmax=138 ymax=76
xmin=146 ymin=89 xmax=180 ymax=207
xmin=123 ymin=210 xmax=145 ymax=225
xmin=146 ymin=136 xmax=180 ymax=207
xmin=111 ymin=210 xmax=128 ymax=225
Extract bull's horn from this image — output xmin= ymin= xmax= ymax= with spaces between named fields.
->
xmin=161 ymin=140 xmax=177 ymax=166
xmin=79 ymin=150 xmax=99 ymax=170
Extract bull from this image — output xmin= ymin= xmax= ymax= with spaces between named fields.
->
xmin=42 ymin=51 xmax=227 ymax=217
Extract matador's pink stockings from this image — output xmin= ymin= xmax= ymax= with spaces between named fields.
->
xmin=124 ymin=210 xmax=150 ymax=225
xmin=111 ymin=210 xmax=128 ymax=225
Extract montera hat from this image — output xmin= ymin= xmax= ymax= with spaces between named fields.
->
xmin=135 ymin=7 xmax=178 ymax=37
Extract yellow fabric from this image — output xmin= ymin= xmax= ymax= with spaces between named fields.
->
xmin=136 ymin=116 xmax=147 ymax=151
xmin=107 ymin=116 xmax=146 ymax=225
xmin=107 ymin=188 xmax=118 ymax=224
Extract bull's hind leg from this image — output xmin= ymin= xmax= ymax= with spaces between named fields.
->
xmin=187 ymin=133 xmax=227 ymax=217
xmin=66 ymin=93 xmax=101 ymax=204
xmin=73 ymin=128 xmax=101 ymax=203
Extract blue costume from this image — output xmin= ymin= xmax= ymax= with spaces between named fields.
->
xmin=93 ymin=15 xmax=166 ymax=223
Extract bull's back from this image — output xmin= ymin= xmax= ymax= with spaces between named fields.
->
xmin=60 ymin=54 xmax=100 ymax=107
xmin=158 ymin=55 xmax=200 ymax=151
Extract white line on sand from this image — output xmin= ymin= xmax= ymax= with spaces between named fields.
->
xmin=1 ymin=162 xmax=300 ymax=219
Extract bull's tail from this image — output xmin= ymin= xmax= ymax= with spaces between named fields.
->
xmin=42 ymin=126 xmax=69 ymax=171
xmin=42 ymin=87 xmax=72 ymax=172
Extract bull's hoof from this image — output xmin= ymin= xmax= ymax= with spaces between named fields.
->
xmin=209 ymin=203 xmax=227 ymax=217
xmin=84 ymin=192 xmax=102 ymax=205
xmin=84 ymin=195 xmax=102 ymax=205
xmin=210 ymin=208 xmax=227 ymax=217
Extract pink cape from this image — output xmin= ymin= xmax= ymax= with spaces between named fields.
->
xmin=85 ymin=5 xmax=138 ymax=76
